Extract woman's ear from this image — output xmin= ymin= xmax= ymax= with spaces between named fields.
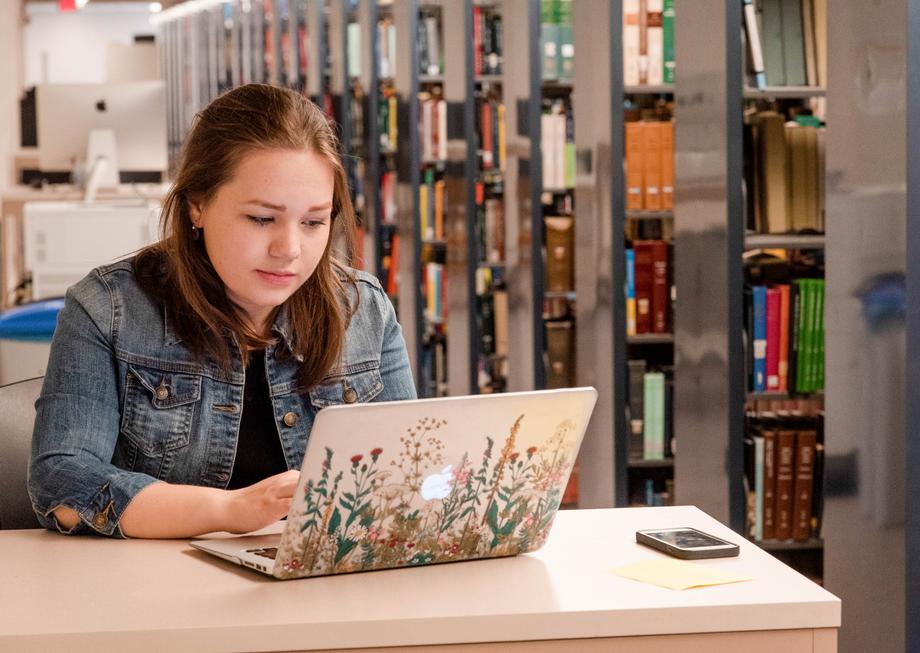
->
xmin=188 ymin=199 xmax=202 ymax=227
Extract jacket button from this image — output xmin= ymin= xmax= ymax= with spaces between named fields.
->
xmin=92 ymin=513 xmax=108 ymax=529
xmin=155 ymin=385 xmax=169 ymax=401
xmin=283 ymin=412 xmax=298 ymax=427
xmin=343 ymin=387 xmax=358 ymax=403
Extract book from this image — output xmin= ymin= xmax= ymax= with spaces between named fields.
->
xmin=545 ymin=216 xmax=574 ymax=292
xmin=762 ymin=428 xmax=778 ymax=540
xmin=743 ymin=0 xmax=767 ymax=88
xmin=641 ymin=121 xmax=663 ymax=210
xmin=643 ymin=371 xmax=666 ymax=460
xmin=660 ymin=121 xmax=674 ymax=209
xmin=778 ymin=284 xmax=791 ymax=392
xmin=780 ymin=0 xmax=807 ymax=86
xmin=633 ymin=240 xmax=655 ymax=334
xmin=625 ymin=121 xmax=644 ymax=210
xmin=650 ymin=240 xmax=669 ymax=333
xmin=546 ymin=320 xmax=576 ymax=388
xmin=792 ymin=428 xmax=817 ymax=541
xmin=645 ymin=0 xmax=664 ymax=86
xmin=662 ymin=0 xmax=675 ymax=84
xmin=627 ymin=359 xmax=647 ymax=459
xmin=623 ymin=0 xmax=641 ymax=86
xmin=752 ymin=285 xmax=768 ymax=392
xmin=758 ymin=111 xmax=790 ymax=234
xmin=626 ymin=248 xmax=637 ymax=336
xmin=761 ymin=0 xmax=785 ymax=85
xmin=774 ymin=429 xmax=796 ymax=540
xmin=765 ymin=287 xmax=781 ymax=390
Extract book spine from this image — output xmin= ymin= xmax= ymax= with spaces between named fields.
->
xmin=774 ymin=429 xmax=796 ymax=540
xmin=662 ymin=0 xmax=675 ymax=84
xmin=660 ymin=121 xmax=674 ymax=209
xmin=762 ymin=430 xmax=777 ymax=540
xmin=643 ymin=371 xmax=666 ymax=460
xmin=633 ymin=241 xmax=654 ymax=334
xmin=626 ymin=248 xmax=637 ymax=336
xmin=754 ymin=434 xmax=765 ymax=541
xmin=623 ymin=0 xmax=641 ymax=86
xmin=793 ymin=429 xmax=817 ymax=541
xmin=645 ymin=0 xmax=664 ymax=86
xmin=743 ymin=0 xmax=767 ymax=88
xmin=628 ymin=359 xmax=647 ymax=459
xmin=625 ymin=121 xmax=645 ymax=209
xmin=778 ymin=284 xmax=791 ymax=392
xmin=651 ymin=240 xmax=669 ymax=333
xmin=752 ymin=285 xmax=768 ymax=392
xmin=766 ymin=287 xmax=781 ymax=390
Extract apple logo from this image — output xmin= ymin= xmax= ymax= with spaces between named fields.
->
xmin=95 ymin=99 xmax=107 ymax=112
xmin=420 ymin=464 xmax=453 ymax=500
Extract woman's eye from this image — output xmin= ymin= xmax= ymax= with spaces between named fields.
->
xmin=248 ymin=216 xmax=273 ymax=226
xmin=303 ymin=220 xmax=328 ymax=229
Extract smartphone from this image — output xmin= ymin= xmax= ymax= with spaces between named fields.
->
xmin=635 ymin=527 xmax=740 ymax=560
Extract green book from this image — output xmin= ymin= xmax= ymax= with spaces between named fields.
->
xmin=793 ymin=279 xmax=810 ymax=393
xmin=540 ymin=0 xmax=560 ymax=80
xmin=557 ymin=0 xmax=574 ymax=81
xmin=643 ymin=372 xmax=666 ymax=460
xmin=804 ymin=278 xmax=821 ymax=393
xmin=816 ymin=279 xmax=825 ymax=390
xmin=761 ymin=0 xmax=786 ymax=85
xmin=347 ymin=22 xmax=361 ymax=80
xmin=780 ymin=0 xmax=807 ymax=85
xmin=662 ymin=0 xmax=676 ymax=84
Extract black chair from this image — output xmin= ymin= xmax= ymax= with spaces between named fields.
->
xmin=0 ymin=377 xmax=42 ymax=529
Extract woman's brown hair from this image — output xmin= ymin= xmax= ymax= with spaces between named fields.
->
xmin=138 ymin=83 xmax=357 ymax=391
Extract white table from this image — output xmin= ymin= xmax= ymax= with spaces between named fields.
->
xmin=0 ymin=506 xmax=840 ymax=652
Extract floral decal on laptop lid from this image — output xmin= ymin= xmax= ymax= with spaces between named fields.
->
xmin=274 ymin=414 xmax=579 ymax=578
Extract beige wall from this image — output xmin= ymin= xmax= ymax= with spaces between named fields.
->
xmin=0 ymin=0 xmax=23 ymax=190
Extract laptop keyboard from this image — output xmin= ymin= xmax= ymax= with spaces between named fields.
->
xmin=247 ymin=547 xmax=278 ymax=560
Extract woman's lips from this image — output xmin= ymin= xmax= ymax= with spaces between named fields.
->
xmin=256 ymin=270 xmax=297 ymax=286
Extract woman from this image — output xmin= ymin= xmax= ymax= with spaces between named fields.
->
xmin=28 ymin=84 xmax=416 ymax=538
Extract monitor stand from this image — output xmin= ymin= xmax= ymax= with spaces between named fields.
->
xmin=84 ymin=128 xmax=119 ymax=203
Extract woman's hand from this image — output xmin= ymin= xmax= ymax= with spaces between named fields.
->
xmin=220 ymin=470 xmax=301 ymax=534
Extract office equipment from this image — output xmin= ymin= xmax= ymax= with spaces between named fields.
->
xmin=23 ymin=200 xmax=160 ymax=300
xmin=35 ymin=81 xmax=168 ymax=188
xmin=192 ymin=387 xmax=597 ymax=579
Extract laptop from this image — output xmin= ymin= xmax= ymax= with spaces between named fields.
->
xmin=190 ymin=387 xmax=597 ymax=579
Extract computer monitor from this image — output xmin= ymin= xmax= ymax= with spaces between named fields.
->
xmin=35 ymin=81 xmax=168 ymax=180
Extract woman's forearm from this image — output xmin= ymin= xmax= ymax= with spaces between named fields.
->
xmin=117 ymin=482 xmax=231 ymax=538
xmin=52 ymin=470 xmax=300 ymax=538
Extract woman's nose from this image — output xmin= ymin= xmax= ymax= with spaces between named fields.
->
xmin=269 ymin=224 xmax=301 ymax=259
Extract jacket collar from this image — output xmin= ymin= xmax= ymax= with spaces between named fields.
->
xmin=163 ymin=303 xmax=298 ymax=357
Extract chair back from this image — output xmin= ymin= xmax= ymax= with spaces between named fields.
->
xmin=0 ymin=376 xmax=43 ymax=529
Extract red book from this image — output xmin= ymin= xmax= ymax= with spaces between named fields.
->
xmin=473 ymin=7 xmax=483 ymax=74
xmin=633 ymin=241 xmax=655 ymax=334
xmin=650 ymin=240 xmax=669 ymax=333
xmin=766 ymin=287 xmax=781 ymax=390
xmin=386 ymin=235 xmax=399 ymax=297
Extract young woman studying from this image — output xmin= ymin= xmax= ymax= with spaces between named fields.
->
xmin=28 ymin=84 xmax=416 ymax=538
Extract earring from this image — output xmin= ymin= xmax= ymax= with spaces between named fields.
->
xmin=192 ymin=225 xmax=200 ymax=241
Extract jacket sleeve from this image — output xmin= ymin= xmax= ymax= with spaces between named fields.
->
xmin=28 ymin=272 xmax=159 ymax=537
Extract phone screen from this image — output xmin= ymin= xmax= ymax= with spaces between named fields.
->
xmin=643 ymin=528 xmax=729 ymax=548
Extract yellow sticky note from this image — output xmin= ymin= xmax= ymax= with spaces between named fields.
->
xmin=611 ymin=558 xmax=755 ymax=590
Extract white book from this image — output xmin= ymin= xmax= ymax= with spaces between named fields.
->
xmin=541 ymin=112 xmax=556 ymax=191
xmin=623 ymin=0 xmax=641 ymax=86
xmin=645 ymin=0 xmax=664 ymax=86
xmin=553 ymin=113 xmax=567 ymax=191
xmin=425 ymin=15 xmax=440 ymax=75
xmin=743 ymin=0 xmax=767 ymax=88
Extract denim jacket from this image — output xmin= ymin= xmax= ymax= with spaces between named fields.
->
xmin=28 ymin=258 xmax=416 ymax=537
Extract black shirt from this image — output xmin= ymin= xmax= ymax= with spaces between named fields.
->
xmin=227 ymin=350 xmax=288 ymax=489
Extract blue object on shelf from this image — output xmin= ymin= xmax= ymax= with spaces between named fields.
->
xmin=0 ymin=299 xmax=65 ymax=342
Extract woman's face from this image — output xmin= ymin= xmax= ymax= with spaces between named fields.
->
xmin=189 ymin=147 xmax=334 ymax=333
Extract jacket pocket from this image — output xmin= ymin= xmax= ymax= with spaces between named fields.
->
xmin=121 ymin=364 xmax=202 ymax=455
xmin=309 ymin=361 xmax=384 ymax=408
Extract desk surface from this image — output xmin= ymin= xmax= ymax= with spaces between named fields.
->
xmin=0 ymin=506 xmax=840 ymax=652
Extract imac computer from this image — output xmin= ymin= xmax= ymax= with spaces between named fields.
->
xmin=35 ymin=81 xmax=168 ymax=197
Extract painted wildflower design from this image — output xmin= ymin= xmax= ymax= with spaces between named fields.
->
xmin=276 ymin=415 xmax=578 ymax=578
